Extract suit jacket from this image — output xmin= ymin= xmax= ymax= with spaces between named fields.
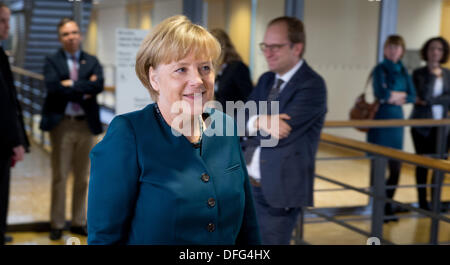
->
xmin=87 ymin=104 xmax=261 ymax=245
xmin=241 ymin=61 xmax=327 ymax=208
xmin=0 ymin=47 xmax=29 ymax=159
xmin=215 ymin=60 xmax=253 ymax=111
xmin=410 ymin=66 xmax=450 ymax=137
xmin=40 ymin=49 xmax=104 ymax=135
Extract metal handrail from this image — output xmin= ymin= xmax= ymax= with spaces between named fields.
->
xmin=321 ymin=133 xmax=450 ymax=173
xmin=11 ymin=65 xmax=47 ymax=150
xmin=11 ymin=66 xmax=44 ymax=80
xmin=324 ymin=119 xmax=450 ymax=128
xmin=309 ymin=131 xmax=449 ymax=245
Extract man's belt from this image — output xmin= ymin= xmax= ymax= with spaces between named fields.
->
xmin=65 ymin=115 xmax=86 ymax=121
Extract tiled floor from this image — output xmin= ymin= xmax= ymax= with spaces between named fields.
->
xmin=5 ymin=140 xmax=450 ymax=245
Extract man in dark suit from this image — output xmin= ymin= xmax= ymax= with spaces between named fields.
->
xmin=40 ymin=18 xmax=104 ymax=240
xmin=241 ymin=16 xmax=327 ymax=244
xmin=0 ymin=3 xmax=29 ymax=245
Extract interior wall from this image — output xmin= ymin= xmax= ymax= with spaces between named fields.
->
xmin=127 ymin=3 xmax=139 ymax=28
xmin=97 ymin=3 xmax=126 ymax=66
xmin=398 ymin=0 xmax=442 ymax=50
xmin=252 ymin=0 xmax=285 ymax=82
xmin=140 ymin=2 xmax=153 ymax=30
xmin=441 ymin=0 xmax=450 ymax=68
xmin=83 ymin=8 xmax=98 ymax=56
xmin=96 ymin=2 xmax=127 ymax=87
xmin=228 ymin=0 xmax=252 ymax=65
xmin=303 ymin=0 xmax=380 ymax=144
xmin=127 ymin=1 xmax=153 ymax=29
xmin=151 ymin=0 xmax=183 ymax=26
xmin=206 ymin=0 xmax=227 ymax=30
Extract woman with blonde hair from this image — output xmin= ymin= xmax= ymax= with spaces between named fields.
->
xmin=87 ymin=16 xmax=260 ymax=245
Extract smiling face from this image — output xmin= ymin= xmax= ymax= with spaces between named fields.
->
xmin=262 ymin=22 xmax=303 ymax=75
xmin=149 ymin=52 xmax=215 ymax=119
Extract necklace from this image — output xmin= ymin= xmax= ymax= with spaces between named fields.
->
xmin=155 ymin=103 xmax=203 ymax=148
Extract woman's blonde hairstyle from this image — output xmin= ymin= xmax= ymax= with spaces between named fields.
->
xmin=135 ymin=15 xmax=221 ymax=101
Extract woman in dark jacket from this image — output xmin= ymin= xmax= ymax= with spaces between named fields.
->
xmin=210 ymin=29 xmax=253 ymax=114
xmin=410 ymin=37 xmax=450 ymax=210
xmin=367 ymin=35 xmax=416 ymax=221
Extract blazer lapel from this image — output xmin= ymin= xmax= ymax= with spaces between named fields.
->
xmin=78 ymin=51 xmax=88 ymax=78
xmin=425 ymin=73 xmax=435 ymax=101
xmin=262 ymin=74 xmax=276 ymax=101
xmin=57 ymin=49 xmax=70 ymax=79
xmin=443 ymin=68 xmax=450 ymax=94
xmin=278 ymin=62 xmax=308 ymax=111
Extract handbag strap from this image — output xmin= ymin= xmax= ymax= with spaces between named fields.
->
xmin=363 ymin=65 xmax=389 ymax=96
xmin=363 ymin=70 xmax=374 ymax=95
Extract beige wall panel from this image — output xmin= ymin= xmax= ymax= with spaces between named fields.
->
xmin=398 ymin=0 xmax=442 ymax=50
xmin=441 ymin=0 xmax=450 ymax=68
xmin=252 ymin=0 xmax=285 ymax=82
xmin=83 ymin=8 xmax=98 ymax=56
xmin=228 ymin=0 xmax=252 ymax=65
xmin=206 ymin=0 xmax=227 ymax=30
xmin=127 ymin=1 xmax=153 ymax=30
xmin=96 ymin=2 xmax=127 ymax=88
xmin=303 ymin=0 xmax=379 ymax=144
xmin=152 ymin=0 xmax=183 ymax=26
xmin=127 ymin=3 xmax=139 ymax=29
xmin=97 ymin=4 xmax=127 ymax=66
xmin=139 ymin=2 xmax=153 ymax=30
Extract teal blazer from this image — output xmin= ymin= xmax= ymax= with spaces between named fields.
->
xmin=87 ymin=104 xmax=261 ymax=245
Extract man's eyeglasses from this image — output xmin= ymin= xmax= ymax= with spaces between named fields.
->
xmin=259 ymin=43 xmax=291 ymax=52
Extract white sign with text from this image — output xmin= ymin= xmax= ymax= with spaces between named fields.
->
xmin=115 ymin=28 xmax=152 ymax=115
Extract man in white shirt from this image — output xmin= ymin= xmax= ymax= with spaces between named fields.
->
xmin=241 ymin=16 xmax=327 ymax=244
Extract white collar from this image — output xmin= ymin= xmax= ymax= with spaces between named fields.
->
xmin=275 ymin=59 xmax=304 ymax=84
xmin=65 ymin=50 xmax=81 ymax=60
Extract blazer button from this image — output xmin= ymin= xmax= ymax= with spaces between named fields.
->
xmin=207 ymin=198 xmax=216 ymax=208
xmin=207 ymin=223 xmax=215 ymax=232
xmin=201 ymin=173 xmax=210 ymax=183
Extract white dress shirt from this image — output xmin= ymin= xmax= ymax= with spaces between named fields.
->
xmin=246 ymin=59 xmax=304 ymax=180
xmin=431 ymin=77 xmax=444 ymax=120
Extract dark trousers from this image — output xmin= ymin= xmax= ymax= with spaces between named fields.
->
xmin=411 ymin=127 xmax=450 ymax=208
xmin=385 ymin=159 xmax=401 ymax=214
xmin=251 ymin=186 xmax=302 ymax=245
xmin=0 ymin=157 xmax=11 ymax=245
xmin=370 ymin=158 xmax=401 ymax=214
